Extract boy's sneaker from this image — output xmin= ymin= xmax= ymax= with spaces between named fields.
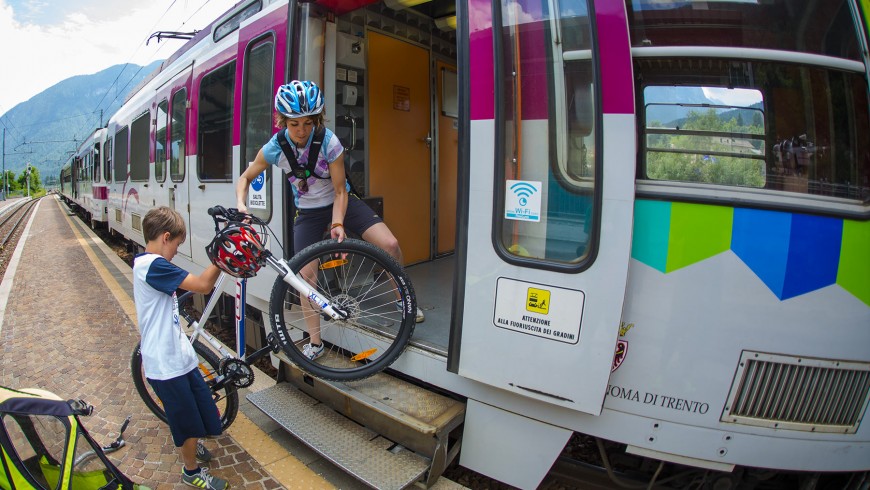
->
xmin=195 ymin=441 xmax=212 ymax=463
xmin=302 ymin=342 xmax=324 ymax=360
xmin=182 ymin=467 xmax=228 ymax=489
xmin=396 ymin=301 xmax=425 ymax=323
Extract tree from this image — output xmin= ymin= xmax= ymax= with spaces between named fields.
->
xmin=2 ymin=171 xmax=17 ymax=193
xmin=17 ymin=166 xmax=43 ymax=195
xmin=646 ymin=109 xmax=765 ymax=188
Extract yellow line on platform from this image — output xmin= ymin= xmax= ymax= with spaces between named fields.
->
xmin=58 ymin=198 xmax=138 ymax=327
xmin=57 ymin=198 xmax=334 ymax=490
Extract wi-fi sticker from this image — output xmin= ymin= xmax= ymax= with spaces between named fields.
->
xmin=509 ymin=181 xmax=537 ymax=206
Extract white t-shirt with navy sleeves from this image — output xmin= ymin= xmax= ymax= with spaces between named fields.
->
xmin=133 ymin=253 xmax=198 ymax=381
xmin=261 ymin=127 xmax=346 ymax=209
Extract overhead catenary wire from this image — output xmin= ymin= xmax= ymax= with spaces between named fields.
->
xmin=72 ymin=0 xmax=220 ymax=140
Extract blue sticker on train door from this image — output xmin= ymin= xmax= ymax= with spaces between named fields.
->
xmin=248 ymin=171 xmax=266 ymax=209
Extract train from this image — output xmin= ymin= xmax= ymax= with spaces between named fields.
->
xmin=59 ymin=0 xmax=870 ymax=488
xmin=59 ymin=127 xmax=109 ymax=229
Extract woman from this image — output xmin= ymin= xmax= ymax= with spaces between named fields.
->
xmin=235 ymin=80 xmax=424 ymax=360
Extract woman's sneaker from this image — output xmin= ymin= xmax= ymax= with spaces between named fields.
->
xmin=302 ymin=342 xmax=324 ymax=360
xmin=182 ymin=467 xmax=228 ymax=489
xmin=195 ymin=441 xmax=212 ymax=463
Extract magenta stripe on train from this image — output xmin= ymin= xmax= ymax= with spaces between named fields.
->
xmin=594 ymin=0 xmax=634 ymax=114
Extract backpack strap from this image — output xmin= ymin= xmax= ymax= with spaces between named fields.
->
xmin=276 ymin=126 xmax=328 ymax=180
xmin=276 ymin=127 xmax=365 ymax=197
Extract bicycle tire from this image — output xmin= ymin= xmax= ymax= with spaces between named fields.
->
xmin=130 ymin=339 xmax=239 ymax=430
xmin=269 ymin=238 xmax=416 ymax=381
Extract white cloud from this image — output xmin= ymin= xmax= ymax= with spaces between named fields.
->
xmin=702 ymin=87 xmax=763 ymax=107
xmin=0 ymin=0 xmax=239 ymax=114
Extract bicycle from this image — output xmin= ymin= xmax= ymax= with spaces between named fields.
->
xmin=131 ymin=206 xmax=417 ymax=430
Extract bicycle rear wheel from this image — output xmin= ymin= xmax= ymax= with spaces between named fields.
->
xmin=130 ymin=339 xmax=239 ymax=431
xmin=269 ymin=238 xmax=416 ymax=381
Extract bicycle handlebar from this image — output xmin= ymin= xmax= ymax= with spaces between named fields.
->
xmin=207 ymin=206 xmax=265 ymax=232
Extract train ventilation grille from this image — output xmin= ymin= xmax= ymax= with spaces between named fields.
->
xmin=721 ymin=351 xmax=870 ymax=434
xmin=132 ymin=213 xmax=142 ymax=232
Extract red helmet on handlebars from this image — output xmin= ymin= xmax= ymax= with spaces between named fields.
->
xmin=205 ymin=222 xmax=265 ymax=278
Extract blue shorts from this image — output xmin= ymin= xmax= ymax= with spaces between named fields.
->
xmin=147 ymin=368 xmax=222 ymax=447
xmin=293 ymin=195 xmax=383 ymax=253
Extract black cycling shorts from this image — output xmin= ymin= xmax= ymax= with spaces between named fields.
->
xmin=293 ymin=195 xmax=383 ymax=253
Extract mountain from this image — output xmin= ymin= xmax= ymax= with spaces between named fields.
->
xmin=643 ymin=86 xmax=714 ymax=124
xmin=0 ymin=61 xmax=163 ymax=185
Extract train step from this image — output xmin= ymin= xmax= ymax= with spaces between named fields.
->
xmin=247 ymin=361 xmax=465 ymax=489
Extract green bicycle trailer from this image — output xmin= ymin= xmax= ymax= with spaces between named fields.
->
xmin=0 ymin=385 xmax=149 ymax=490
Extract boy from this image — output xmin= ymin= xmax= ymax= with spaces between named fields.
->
xmin=132 ymin=206 xmax=228 ymax=489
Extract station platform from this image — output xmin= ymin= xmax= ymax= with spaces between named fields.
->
xmin=0 ymin=196 xmax=465 ymax=490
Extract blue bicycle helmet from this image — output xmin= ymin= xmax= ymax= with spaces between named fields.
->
xmin=275 ymin=80 xmax=324 ymax=118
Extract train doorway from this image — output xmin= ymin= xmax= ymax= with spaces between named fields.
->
xmin=368 ymin=31 xmax=431 ymax=265
xmin=330 ymin=4 xmax=458 ymax=266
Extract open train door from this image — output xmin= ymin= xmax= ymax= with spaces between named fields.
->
xmin=453 ymin=1 xmax=634 ymax=417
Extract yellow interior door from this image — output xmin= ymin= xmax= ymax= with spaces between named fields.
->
xmin=436 ymin=61 xmax=458 ymax=255
xmin=368 ymin=31 xmax=431 ymax=265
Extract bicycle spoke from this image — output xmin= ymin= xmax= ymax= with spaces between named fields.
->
xmin=270 ymin=239 xmax=416 ymax=381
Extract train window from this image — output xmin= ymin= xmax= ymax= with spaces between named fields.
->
xmin=214 ymin=1 xmax=261 ymax=42
xmin=155 ymin=99 xmax=168 ymax=183
xmin=198 ymin=62 xmax=236 ymax=181
xmin=93 ymin=143 xmax=100 ymax=184
xmin=241 ymin=37 xmax=274 ymax=222
xmin=170 ymin=88 xmax=186 ymax=182
xmin=496 ymin=0 xmax=599 ymax=266
xmin=114 ymin=127 xmax=129 ymax=184
xmin=626 ymin=0 xmax=861 ymax=61
xmin=130 ymin=113 xmax=150 ymax=182
xmin=637 ymin=58 xmax=870 ymax=203
xmin=643 ymin=86 xmax=765 ymax=188
xmin=104 ymin=138 xmax=113 ymax=183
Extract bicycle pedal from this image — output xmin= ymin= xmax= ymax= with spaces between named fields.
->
xmin=266 ymin=333 xmax=282 ymax=353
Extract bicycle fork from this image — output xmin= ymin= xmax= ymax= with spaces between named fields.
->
xmin=262 ymin=254 xmax=350 ymax=322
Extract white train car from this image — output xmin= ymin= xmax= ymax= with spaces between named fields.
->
xmin=59 ymin=127 xmax=108 ymax=228
xmin=102 ymin=0 xmax=869 ymax=488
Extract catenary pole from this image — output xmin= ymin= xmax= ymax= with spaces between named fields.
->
xmin=2 ymin=128 xmax=5 ymax=198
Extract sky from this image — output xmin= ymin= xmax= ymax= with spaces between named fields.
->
xmin=702 ymin=87 xmax=763 ymax=107
xmin=0 ymin=0 xmax=241 ymax=114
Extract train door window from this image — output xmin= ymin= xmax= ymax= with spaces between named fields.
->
xmin=198 ymin=61 xmax=236 ymax=181
xmin=241 ymin=37 xmax=274 ymax=221
xmin=496 ymin=0 xmax=599 ymax=266
xmin=170 ymin=89 xmax=187 ymax=182
xmin=93 ymin=143 xmax=101 ymax=183
xmin=130 ymin=113 xmax=150 ymax=182
xmin=105 ymin=138 xmax=113 ymax=183
xmin=114 ymin=127 xmax=129 ymax=184
xmin=155 ymin=99 xmax=168 ymax=183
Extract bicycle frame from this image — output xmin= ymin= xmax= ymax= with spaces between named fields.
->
xmin=183 ymin=251 xmax=346 ymax=368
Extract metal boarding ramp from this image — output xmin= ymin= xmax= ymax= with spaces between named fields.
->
xmin=247 ymin=354 xmax=465 ymax=490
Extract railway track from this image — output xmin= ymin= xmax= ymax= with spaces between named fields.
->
xmin=0 ymin=197 xmax=41 ymax=282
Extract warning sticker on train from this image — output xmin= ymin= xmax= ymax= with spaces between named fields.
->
xmin=493 ymin=277 xmax=583 ymax=344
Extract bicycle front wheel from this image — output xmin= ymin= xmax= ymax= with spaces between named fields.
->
xmin=269 ymin=238 xmax=416 ymax=381
xmin=130 ymin=340 xmax=239 ymax=431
